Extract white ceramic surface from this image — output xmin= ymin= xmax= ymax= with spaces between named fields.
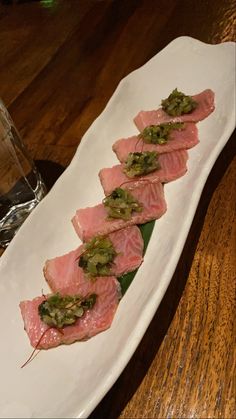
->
xmin=0 ymin=37 xmax=235 ymax=418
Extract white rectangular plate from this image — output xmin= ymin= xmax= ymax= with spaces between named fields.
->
xmin=0 ymin=37 xmax=235 ymax=419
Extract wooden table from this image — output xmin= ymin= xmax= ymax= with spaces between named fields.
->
xmin=0 ymin=1 xmax=235 ymax=417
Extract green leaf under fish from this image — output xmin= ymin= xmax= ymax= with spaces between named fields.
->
xmin=118 ymin=220 xmax=155 ymax=295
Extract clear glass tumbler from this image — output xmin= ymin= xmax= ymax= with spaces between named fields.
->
xmin=0 ymin=99 xmax=46 ymax=247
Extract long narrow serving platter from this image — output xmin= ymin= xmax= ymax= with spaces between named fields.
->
xmin=0 ymin=37 xmax=235 ymax=418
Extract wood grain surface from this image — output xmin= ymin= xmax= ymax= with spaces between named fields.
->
xmin=0 ymin=1 xmax=235 ymax=417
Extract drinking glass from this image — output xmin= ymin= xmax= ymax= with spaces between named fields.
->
xmin=0 ymin=99 xmax=46 ymax=247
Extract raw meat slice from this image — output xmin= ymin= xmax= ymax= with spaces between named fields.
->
xmin=44 ymin=248 xmax=87 ymax=293
xmin=19 ymin=276 xmax=121 ymax=349
xmin=72 ymin=182 xmax=167 ymax=242
xmin=44 ymin=226 xmax=143 ymax=292
xmin=113 ymin=122 xmax=198 ymax=162
xmin=99 ymin=150 xmax=188 ymax=196
xmin=109 ymin=226 xmax=144 ymax=276
xmin=134 ymin=89 xmax=215 ymax=131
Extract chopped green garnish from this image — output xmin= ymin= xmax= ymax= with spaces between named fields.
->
xmin=79 ymin=236 xmax=117 ymax=277
xmin=161 ymin=88 xmax=197 ymax=116
xmin=38 ymin=293 xmax=97 ymax=328
xmin=103 ymin=187 xmax=143 ymax=220
xmin=124 ymin=151 xmax=159 ymax=177
xmin=140 ymin=122 xmax=184 ymax=144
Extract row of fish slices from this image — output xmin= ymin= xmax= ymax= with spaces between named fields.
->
xmin=19 ymin=88 xmax=215 ymax=350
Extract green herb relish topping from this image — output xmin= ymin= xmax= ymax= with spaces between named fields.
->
xmin=139 ymin=122 xmax=184 ymax=145
xmin=124 ymin=151 xmax=159 ymax=178
xmin=161 ymin=88 xmax=197 ymax=116
xmin=79 ymin=236 xmax=117 ymax=277
xmin=103 ymin=187 xmax=143 ymax=220
xmin=38 ymin=293 xmax=97 ymax=328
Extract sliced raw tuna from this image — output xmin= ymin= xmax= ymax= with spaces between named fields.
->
xmin=19 ymin=276 xmax=121 ymax=349
xmin=72 ymin=182 xmax=167 ymax=242
xmin=108 ymin=226 xmax=144 ymax=276
xmin=134 ymin=89 xmax=215 ymax=131
xmin=113 ymin=122 xmax=198 ymax=162
xmin=99 ymin=149 xmax=188 ymax=196
xmin=44 ymin=226 xmax=143 ymax=292
xmin=44 ymin=248 xmax=87 ymax=293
